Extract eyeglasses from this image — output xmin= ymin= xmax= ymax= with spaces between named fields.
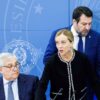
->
xmin=2 ymin=62 xmax=20 ymax=69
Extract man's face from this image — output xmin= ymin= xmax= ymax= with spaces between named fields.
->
xmin=0 ymin=57 xmax=19 ymax=81
xmin=74 ymin=14 xmax=92 ymax=36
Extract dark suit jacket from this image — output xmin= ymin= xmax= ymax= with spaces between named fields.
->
xmin=43 ymin=26 xmax=100 ymax=74
xmin=0 ymin=74 xmax=39 ymax=100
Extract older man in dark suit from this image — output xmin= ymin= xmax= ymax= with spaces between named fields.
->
xmin=0 ymin=52 xmax=39 ymax=100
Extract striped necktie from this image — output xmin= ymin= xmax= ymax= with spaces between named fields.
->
xmin=8 ymin=81 xmax=14 ymax=100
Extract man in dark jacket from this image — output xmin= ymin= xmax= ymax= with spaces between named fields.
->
xmin=0 ymin=52 xmax=39 ymax=100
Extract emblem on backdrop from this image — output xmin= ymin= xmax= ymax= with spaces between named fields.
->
xmin=3 ymin=39 xmax=42 ymax=74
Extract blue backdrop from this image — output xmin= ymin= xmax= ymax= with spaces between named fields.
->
xmin=0 ymin=0 xmax=100 ymax=99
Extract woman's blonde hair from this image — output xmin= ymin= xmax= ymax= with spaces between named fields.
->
xmin=55 ymin=29 xmax=74 ymax=42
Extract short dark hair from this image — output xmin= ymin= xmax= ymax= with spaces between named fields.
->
xmin=72 ymin=6 xmax=93 ymax=22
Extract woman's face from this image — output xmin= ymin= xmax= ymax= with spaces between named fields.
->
xmin=55 ymin=34 xmax=73 ymax=57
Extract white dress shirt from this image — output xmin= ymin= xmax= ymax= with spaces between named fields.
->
xmin=71 ymin=25 xmax=86 ymax=52
xmin=3 ymin=78 xmax=19 ymax=100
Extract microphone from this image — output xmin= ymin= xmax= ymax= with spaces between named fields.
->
xmin=51 ymin=88 xmax=63 ymax=100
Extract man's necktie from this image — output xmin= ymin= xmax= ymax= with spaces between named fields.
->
xmin=8 ymin=81 xmax=14 ymax=100
xmin=78 ymin=35 xmax=83 ymax=53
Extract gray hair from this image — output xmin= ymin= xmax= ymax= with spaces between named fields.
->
xmin=0 ymin=52 xmax=17 ymax=67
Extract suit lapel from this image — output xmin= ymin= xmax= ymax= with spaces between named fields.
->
xmin=0 ymin=77 xmax=5 ymax=100
xmin=18 ymin=75 xmax=26 ymax=100
xmin=85 ymin=31 xmax=93 ymax=54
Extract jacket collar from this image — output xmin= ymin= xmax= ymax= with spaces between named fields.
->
xmin=0 ymin=77 xmax=5 ymax=100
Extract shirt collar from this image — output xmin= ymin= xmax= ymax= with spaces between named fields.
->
xmin=3 ymin=77 xmax=17 ymax=85
xmin=3 ymin=77 xmax=9 ymax=85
